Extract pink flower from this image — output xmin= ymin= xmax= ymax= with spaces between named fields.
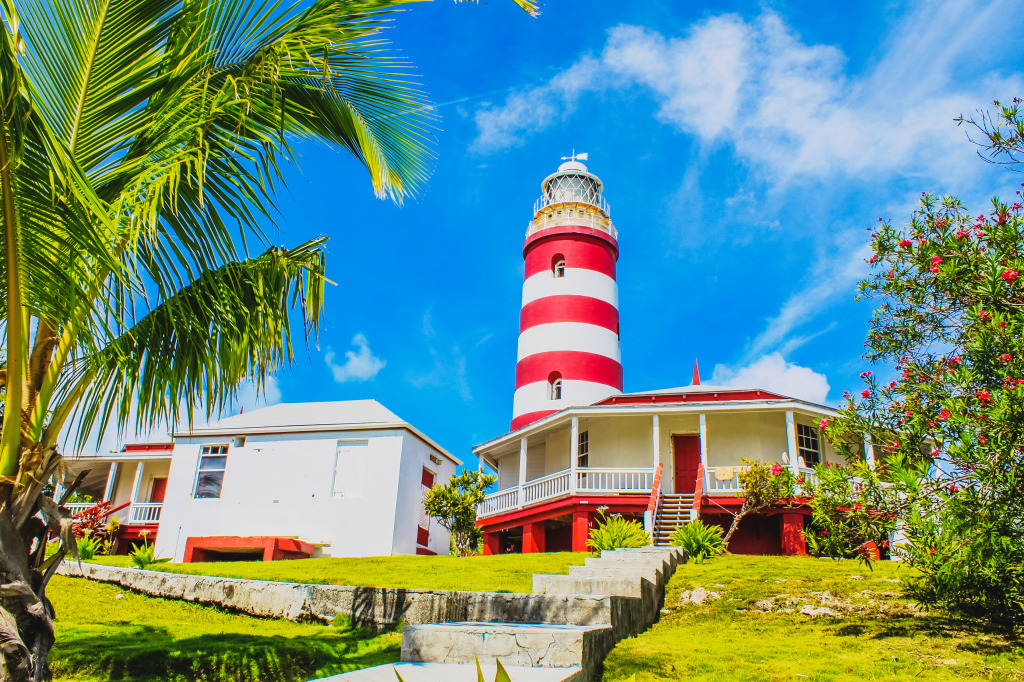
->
xmin=770 ymin=464 xmax=783 ymax=476
xmin=932 ymin=255 xmax=943 ymax=266
xmin=948 ymin=356 xmax=962 ymax=366
xmin=797 ymin=476 xmax=806 ymax=484
xmin=930 ymin=449 xmax=940 ymax=458
xmin=859 ymin=371 xmax=873 ymax=378
xmin=861 ymin=389 xmax=871 ymax=398
xmin=930 ymin=265 xmax=940 ymax=274
xmin=1003 ymin=269 xmax=1019 ymax=282
xmin=976 ymin=390 xmax=990 ymax=401
xmin=999 ymin=353 xmax=1012 ymax=362
xmin=929 ymin=548 xmax=936 ymax=555
xmin=899 ymin=239 xmax=912 ymax=247
xmin=818 ymin=418 xmax=829 ymax=429
xmin=948 ymin=484 xmax=959 ymax=494
xmin=938 ymin=408 xmax=951 ymax=420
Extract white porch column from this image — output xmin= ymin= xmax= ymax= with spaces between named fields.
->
xmin=785 ymin=411 xmax=800 ymax=478
xmin=651 ymin=414 xmax=660 ymax=472
xmin=52 ymin=482 xmax=64 ymax=503
xmin=103 ymin=461 xmax=120 ymax=501
xmin=698 ymin=413 xmax=708 ymax=466
xmin=517 ymin=438 xmax=527 ymax=509
xmin=129 ymin=461 xmax=146 ymax=521
xmin=863 ymin=432 xmax=876 ymax=469
xmin=570 ymin=417 xmax=579 ymax=494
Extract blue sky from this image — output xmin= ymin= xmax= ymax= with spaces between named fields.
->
xmin=77 ymin=0 xmax=1024 ymax=463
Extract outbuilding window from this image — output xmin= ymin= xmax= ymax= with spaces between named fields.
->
xmin=194 ymin=445 xmax=228 ymax=498
xmin=333 ymin=440 xmax=369 ymax=497
xmin=797 ymin=424 xmax=821 ymax=466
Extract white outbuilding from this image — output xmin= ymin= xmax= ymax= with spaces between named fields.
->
xmin=152 ymin=400 xmax=460 ymax=562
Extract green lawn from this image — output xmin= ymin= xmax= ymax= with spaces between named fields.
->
xmin=602 ymin=555 xmax=1024 ymax=681
xmin=83 ymin=552 xmax=588 ymax=592
xmin=48 ymin=575 xmax=400 ymax=682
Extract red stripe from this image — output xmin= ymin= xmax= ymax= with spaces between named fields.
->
xmin=515 ymin=351 xmax=622 ymax=389
xmin=520 ymin=296 xmax=618 ymax=333
xmin=524 ymin=234 xmax=617 ymax=279
xmin=510 ymin=410 xmax=559 ymax=431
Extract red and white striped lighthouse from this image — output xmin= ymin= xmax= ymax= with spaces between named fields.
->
xmin=511 ymin=155 xmax=622 ymax=430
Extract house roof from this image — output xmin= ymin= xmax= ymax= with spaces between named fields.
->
xmin=174 ymin=400 xmax=461 ymax=465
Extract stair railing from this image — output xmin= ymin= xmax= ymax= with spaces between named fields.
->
xmin=643 ymin=463 xmax=663 ymax=541
xmin=691 ymin=463 xmax=705 ymax=522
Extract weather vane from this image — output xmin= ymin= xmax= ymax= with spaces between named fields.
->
xmin=561 ymin=149 xmax=588 ymax=163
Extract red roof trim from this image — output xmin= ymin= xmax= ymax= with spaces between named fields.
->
xmin=596 ymin=389 xmax=786 ymax=406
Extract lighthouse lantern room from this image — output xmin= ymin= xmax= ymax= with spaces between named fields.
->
xmin=512 ymin=156 xmax=623 ymax=431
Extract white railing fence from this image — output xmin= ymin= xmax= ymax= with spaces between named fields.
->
xmin=703 ymin=466 xmax=749 ymax=493
xmin=522 ymin=470 xmax=571 ymax=504
xmin=479 ymin=467 xmax=654 ymax=518
xmin=64 ymin=503 xmax=96 ymax=516
xmin=575 ymin=468 xmax=654 ymax=493
xmin=129 ymin=503 xmax=163 ymax=523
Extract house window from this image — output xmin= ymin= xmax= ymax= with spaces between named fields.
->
xmin=332 ymin=440 xmax=369 ymax=497
xmin=578 ymin=430 xmax=589 ymax=468
xmin=194 ymin=445 xmax=228 ymax=498
xmin=797 ymin=424 xmax=821 ymax=466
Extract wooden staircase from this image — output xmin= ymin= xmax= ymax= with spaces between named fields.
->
xmin=652 ymin=493 xmax=693 ymax=546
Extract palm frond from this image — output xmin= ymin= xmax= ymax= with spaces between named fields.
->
xmin=51 ymin=238 xmax=327 ymax=450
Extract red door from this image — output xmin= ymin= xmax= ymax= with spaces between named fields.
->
xmin=150 ymin=478 xmax=167 ymax=503
xmin=673 ymin=436 xmax=700 ymax=494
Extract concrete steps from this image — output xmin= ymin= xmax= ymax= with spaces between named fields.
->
xmin=402 ymin=621 xmax=612 ymax=678
xmin=653 ymin=494 xmax=693 ymax=546
xmin=319 ymin=547 xmax=687 ymax=682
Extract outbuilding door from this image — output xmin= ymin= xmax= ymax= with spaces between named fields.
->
xmin=673 ymin=435 xmax=701 ymax=494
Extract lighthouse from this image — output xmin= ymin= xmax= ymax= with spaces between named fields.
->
xmin=511 ymin=155 xmax=622 ymax=430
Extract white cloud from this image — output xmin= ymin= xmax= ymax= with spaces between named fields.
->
xmin=325 ymin=333 xmax=386 ymax=383
xmin=712 ymin=352 xmax=830 ymax=404
xmin=471 ymin=1 xmax=1021 ymax=185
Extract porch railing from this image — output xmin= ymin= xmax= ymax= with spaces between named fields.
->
xmin=64 ymin=503 xmax=96 ymax=516
xmin=129 ymin=503 xmax=163 ymax=523
xmin=479 ymin=467 xmax=655 ymax=519
xmin=703 ymin=465 xmax=820 ymax=494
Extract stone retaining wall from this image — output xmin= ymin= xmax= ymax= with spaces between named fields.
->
xmin=58 ymin=563 xmax=646 ymax=635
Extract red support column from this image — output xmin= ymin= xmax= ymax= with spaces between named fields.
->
xmin=523 ymin=521 xmax=546 ymax=554
xmin=483 ymin=531 xmax=501 ymax=556
xmin=572 ymin=510 xmax=592 ymax=552
xmin=781 ymin=513 xmax=807 ymax=556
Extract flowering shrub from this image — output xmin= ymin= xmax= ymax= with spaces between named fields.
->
xmin=721 ymin=458 xmax=796 ymax=548
xmin=821 ymin=99 xmax=1024 ymax=627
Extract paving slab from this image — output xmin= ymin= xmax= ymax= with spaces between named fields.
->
xmin=318 ymin=662 xmax=583 ymax=681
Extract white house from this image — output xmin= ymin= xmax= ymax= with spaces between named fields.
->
xmin=65 ymin=400 xmax=459 ymax=562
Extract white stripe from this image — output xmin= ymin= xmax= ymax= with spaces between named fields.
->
xmin=517 ymin=322 xmax=621 ymax=362
xmin=513 ymin=380 xmax=621 ymax=418
xmin=521 ymin=268 xmax=618 ymax=308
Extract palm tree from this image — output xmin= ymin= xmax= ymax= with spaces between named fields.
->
xmin=0 ymin=0 xmax=537 ymax=679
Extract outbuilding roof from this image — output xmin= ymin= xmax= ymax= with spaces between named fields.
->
xmin=174 ymin=400 xmax=461 ymax=465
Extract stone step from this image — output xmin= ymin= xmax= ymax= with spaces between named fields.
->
xmin=569 ymin=565 xmax=661 ymax=585
xmin=401 ymin=622 xmax=612 ymax=680
xmin=321 ymin=662 xmax=583 ymax=681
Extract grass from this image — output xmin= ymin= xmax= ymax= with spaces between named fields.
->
xmin=48 ymin=575 xmax=400 ymax=682
xmin=602 ymin=555 xmax=1024 ymax=681
xmin=82 ymin=552 xmax=588 ymax=593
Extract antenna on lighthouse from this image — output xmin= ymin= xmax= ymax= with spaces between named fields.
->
xmin=560 ymin=149 xmax=588 ymax=163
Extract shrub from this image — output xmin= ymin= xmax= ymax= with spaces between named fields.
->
xmin=669 ymin=520 xmax=724 ymax=563
xmin=76 ymin=532 xmax=101 ymax=562
xmin=128 ymin=532 xmax=169 ymax=570
xmin=587 ymin=507 xmax=649 ymax=552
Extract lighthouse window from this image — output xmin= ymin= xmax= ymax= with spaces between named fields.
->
xmin=550 ymin=378 xmax=562 ymax=400
xmin=553 ymin=260 xmax=565 ymax=278
xmin=578 ymin=431 xmax=590 ymax=468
